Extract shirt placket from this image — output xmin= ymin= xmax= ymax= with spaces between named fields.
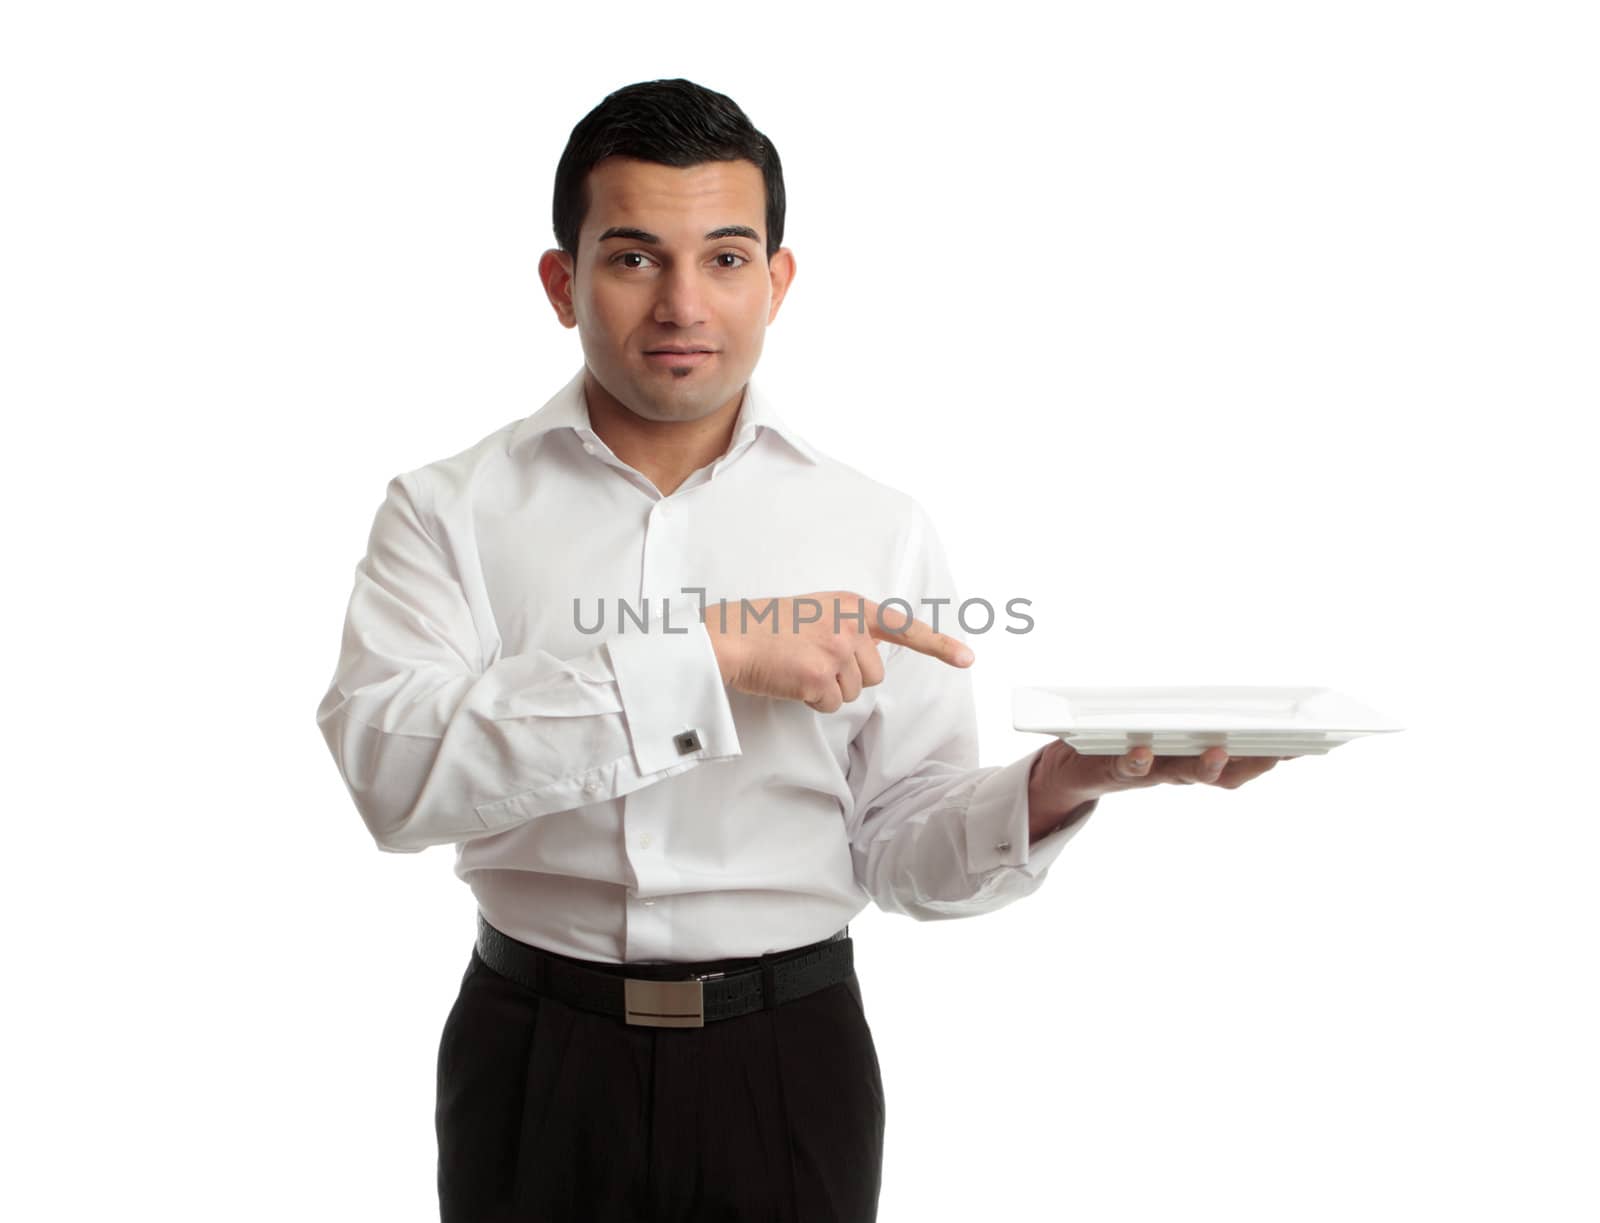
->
xmin=622 ymin=487 xmax=696 ymax=961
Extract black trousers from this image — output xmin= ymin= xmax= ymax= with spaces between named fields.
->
xmin=436 ymin=937 xmax=886 ymax=1222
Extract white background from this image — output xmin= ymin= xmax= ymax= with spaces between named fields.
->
xmin=5 ymin=1 xmax=1597 ymax=1219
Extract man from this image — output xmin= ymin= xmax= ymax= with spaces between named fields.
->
xmin=315 ymin=77 xmax=1283 ymax=1222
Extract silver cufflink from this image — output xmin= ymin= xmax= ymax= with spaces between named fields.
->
xmin=674 ymin=729 xmax=702 ymax=755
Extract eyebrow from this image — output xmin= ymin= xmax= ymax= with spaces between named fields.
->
xmin=596 ymin=225 xmax=761 ymax=245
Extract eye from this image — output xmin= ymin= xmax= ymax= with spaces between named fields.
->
xmin=714 ymin=251 xmax=750 ymax=269
xmin=613 ymin=251 xmax=656 ymax=270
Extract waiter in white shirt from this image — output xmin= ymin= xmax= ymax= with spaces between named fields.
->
xmin=316 ymin=77 xmax=1285 ymax=1223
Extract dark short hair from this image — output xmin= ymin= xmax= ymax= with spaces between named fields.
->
xmin=552 ymin=78 xmax=786 ymax=260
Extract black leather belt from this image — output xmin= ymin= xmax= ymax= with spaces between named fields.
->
xmin=474 ymin=913 xmax=854 ymax=1029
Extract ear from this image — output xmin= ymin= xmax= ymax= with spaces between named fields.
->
xmin=766 ymin=247 xmax=797 ymax=324
xmin=538 ymin=249 xmax=579 ymax=329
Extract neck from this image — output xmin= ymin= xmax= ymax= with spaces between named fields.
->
xmin=583 ymin=371 xmax=745 ymax=498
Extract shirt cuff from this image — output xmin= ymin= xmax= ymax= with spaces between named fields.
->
xmin=606 ymin=593 xmax=742 ymax=776
xmin=964 ymin=745 xmax=1097 ymax=877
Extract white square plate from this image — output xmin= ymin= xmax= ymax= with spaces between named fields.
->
xmin=1011 ymin=686 xmax=1403 ymax=756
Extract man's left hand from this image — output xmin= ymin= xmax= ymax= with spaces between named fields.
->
xmin=1027 ymin=741 xmax=1295 ymax=841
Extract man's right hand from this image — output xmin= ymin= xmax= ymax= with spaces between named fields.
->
xmin=702 ymin=590 xmax=974 ymax=713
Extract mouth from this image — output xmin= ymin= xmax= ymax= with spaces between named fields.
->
xmin=644 ymin=348 xmax=716 ymax=368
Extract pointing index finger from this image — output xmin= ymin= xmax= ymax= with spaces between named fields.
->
xmin=863 ymin=597 xmax=974 ymax=667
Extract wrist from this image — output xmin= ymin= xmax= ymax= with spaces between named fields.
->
xmin=702 ymin=601 xmax=744 ymax=686
xmin=1027 ymin=741 xmax=1095 ymax=841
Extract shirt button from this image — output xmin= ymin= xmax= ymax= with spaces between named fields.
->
xmin=642 ymin=899 xmax=656 ymax=908
xmin=994 ymin=839 xmax=1012 ymax=853
xmin=583 ymin=782 xmax=600 ymax=795
xmin=582 ymin=441 xmax=596 ymax=454
xmin=639 ymin=834 xmax=653 ymax=850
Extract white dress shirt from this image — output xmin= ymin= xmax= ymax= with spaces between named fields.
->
xmin=315 ymin=366 xmax=1095 ymax=963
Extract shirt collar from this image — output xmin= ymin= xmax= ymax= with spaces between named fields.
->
xmin=509 ymin=366 xmax=820 ymax=466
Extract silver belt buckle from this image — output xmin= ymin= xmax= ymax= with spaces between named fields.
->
xmin=624 ymin=970 xmax=721 ymax=1028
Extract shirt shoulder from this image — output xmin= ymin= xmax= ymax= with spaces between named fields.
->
xmin=388 ymin=415 xmax=526 ymax=519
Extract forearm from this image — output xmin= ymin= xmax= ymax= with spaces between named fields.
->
xmin=316 ymin=625 xmax=741 ymax=852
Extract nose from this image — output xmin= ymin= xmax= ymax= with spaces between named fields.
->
xmin=652 ymin=262 xmax=709 ymax=328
